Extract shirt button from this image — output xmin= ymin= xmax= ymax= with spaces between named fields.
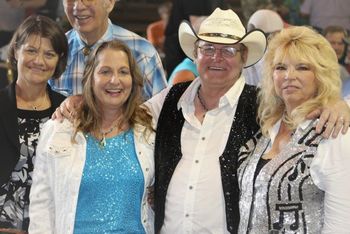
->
xmin=189 ymin=185 xmax=193 ymax=190
xmin=145 ymin=168 xmax=149 ymax=171
xmin=201 ymin=137 xmax=205 ymax=141
xmin=195 ymin=160 xmax=199 ymax=163
xmin=185 ymin=214 xmax=189 ymax=217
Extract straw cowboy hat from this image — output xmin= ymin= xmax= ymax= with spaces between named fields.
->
xmin=178 ymin=8 xmax=267 ymax=67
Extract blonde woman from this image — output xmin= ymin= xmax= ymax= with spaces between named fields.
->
xmin=238 ymin=26 xmax=350 ymax=233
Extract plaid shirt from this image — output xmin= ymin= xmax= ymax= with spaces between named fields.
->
xmin=49 ymin=20 xmax=167 ymax=100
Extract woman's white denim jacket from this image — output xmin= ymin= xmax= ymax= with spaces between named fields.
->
xmin=29 ymin=119 xmax=155 ymax=234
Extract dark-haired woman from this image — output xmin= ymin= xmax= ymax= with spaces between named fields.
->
xmin=0 ymin=15 xmax=68 ymax=232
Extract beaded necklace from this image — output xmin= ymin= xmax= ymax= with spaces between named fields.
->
xmin=99 ymin=123 xmax=119 ymax=148
xmin=197 ymin=85 xmax=209 ymax=112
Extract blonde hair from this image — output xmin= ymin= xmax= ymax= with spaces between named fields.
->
xmin=258 ymin=26 xmax=341 ymax=135
xmin=72 ymin=40 xmax=153 ymax=140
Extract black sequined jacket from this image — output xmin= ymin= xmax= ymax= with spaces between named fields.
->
xmin=154 ymin=82 xmax=260 ymax=233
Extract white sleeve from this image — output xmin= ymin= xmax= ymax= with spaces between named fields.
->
xmin=300 ymin=0 xmax=312 ymax=15
xmin=143 ymin=86 xmax=170 ymax=125
xmin=310 ymin=131 xmax=350 ymax=234
xmin=345 ymin=96 xmax=350 ymax=105
xmin=29 ymin=120 xmax=55 ymax=234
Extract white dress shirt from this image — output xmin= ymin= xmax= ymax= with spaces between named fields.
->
xmin=146 ymin=77 xmax=245 ymax=233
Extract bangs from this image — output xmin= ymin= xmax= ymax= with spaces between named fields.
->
xmin=272 ymin=42 xmax=315 ymax=69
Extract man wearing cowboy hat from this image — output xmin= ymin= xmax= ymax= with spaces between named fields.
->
xmin=148 ymin=8 xmax=266 ymax=233
xmin=146 ymin=8 xmax=350 ymax=234
xmin=51 ymin=7 xmax=350 ymax=234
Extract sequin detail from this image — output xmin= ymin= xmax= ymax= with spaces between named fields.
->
xmin=73 ymin=129 xmax=145 ymax=234
xmin=238 ymin=121 xmax=324 ymax=233
xmin=154 ymin=82 xmax=259 ymax=233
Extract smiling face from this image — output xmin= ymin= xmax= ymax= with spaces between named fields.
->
xmin=195 ymin=40 xmax=247 ymax=90
xmin=273 ymin=57 xmax=318 ymax=113
xmin=63 ymin=0 xmax=114 ymax=44
xmin=92 ymin=47 xmax=132 ymax=113
xmin=16 ymin=35 xmax=59 ymax=86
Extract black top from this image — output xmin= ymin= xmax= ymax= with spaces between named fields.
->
xmin=0 ymin=81 xmax=65 ymax=231
xmin=0 ymin=81 xmax=65 ymax=186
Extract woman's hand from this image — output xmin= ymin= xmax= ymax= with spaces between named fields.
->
xmin=52 ymin=95 xmax=83 ymax=122
xmin=307 ymin=99 xmax=350 ymax=138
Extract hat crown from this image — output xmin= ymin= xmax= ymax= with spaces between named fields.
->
xmin=248 ymin=9 xmax=284 ymax=33
xmin=198 ymin=8 xmax=246 ymax=39
xmin=178 ymin=7 xmax=267 ymax=67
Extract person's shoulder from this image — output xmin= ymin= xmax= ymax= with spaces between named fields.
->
xmin=148 ymin=20 xmax=163 ymax=29
xmin=41 ymin=119 xmax=75 ymax=141
xmin=110 ymin=23 xmax=142 ymax=39
xmin=109 ymin=23 xmax=156 ymax=53
xmin=65 ymin=28 xmax=76 ymax=39
xmin=65 ymin=29 xmax=81 ymax=46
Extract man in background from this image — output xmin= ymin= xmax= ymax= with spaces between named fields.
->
xmin=50 ymin=0 xmax=167 ymax=100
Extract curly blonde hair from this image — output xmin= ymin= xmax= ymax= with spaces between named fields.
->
xmin=258 ymin=26 xmax=341 ymax=135
xmin=72 ymin=40 xmax=153 ymax=140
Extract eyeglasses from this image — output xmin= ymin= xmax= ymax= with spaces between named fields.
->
xmin=64 ymin=0 xmax=95 ymax=6
xmin=198 ymin=45 xmax=241 ymax=58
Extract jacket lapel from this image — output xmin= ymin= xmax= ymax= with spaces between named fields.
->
xmin=0 ymin=82 xmax=20 ymax=150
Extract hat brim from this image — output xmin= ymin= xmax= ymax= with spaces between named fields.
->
xmin=178 ymin=20 xmax=267 ymax=67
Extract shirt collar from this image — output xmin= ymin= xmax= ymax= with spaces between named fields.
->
xmin=73 ymin=19 xmax=114 ymax=55
xmin=177 ymin=75 xmax=246 ymax=110
xmin=268 ymin=118 xmax=314 ymax=143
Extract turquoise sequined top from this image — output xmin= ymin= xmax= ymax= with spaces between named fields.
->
xmin=73 ymin=129 xmax=145 ymax=234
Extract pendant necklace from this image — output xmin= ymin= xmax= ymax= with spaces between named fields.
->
xmin=197 ymin=85 xmax=209 ymax=116
xmin=99 ymin=122 xmax=119 ymax=148
xmin=18 ymin=91 xmax=48 ymax=111
xmin=31 ymin=93 xmax=48 ymax=110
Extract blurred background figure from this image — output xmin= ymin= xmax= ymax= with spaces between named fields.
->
xmin=240 ymin=0 xmax=269 ymax=24
xmin=50 ymin=0 xmax=167 ymax=100
xmin=281 ymin=0 xmax=306 ymax=25
xmin=0 ymin=1 xmax=25 ymax=48
xmin=323 ymin=25 xmax=350 ymax=82
xmin=167 ymin=15 xmax=207 ymax=85
xmin=300 ymin=0 xmax=350 ymax=33
xmin=146 ymin=1 xmax=172 ymax=61
xmin=344 ymin=39 xmax=350 ymax=74
xmin=167 ymin=57 xmax=198 ymax=85
xmin=243 ymin=9 xmax=286 ymax=86
xmin=0 ymin=15 xmax=67 ymax=233
xmin=163 ymin=0 xmax=216 ymax=77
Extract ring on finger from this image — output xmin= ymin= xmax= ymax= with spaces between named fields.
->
xmin=338 ymin=116 xmax=344 ymax=123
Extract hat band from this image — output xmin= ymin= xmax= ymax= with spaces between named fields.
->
xmin=199 ymin=33 xmax=241 ymax=40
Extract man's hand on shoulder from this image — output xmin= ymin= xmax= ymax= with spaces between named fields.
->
xmin=52 ymin=95 xmax=83 ymax=122
xmin=307 ymin=99 xmax=350 ymax=138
